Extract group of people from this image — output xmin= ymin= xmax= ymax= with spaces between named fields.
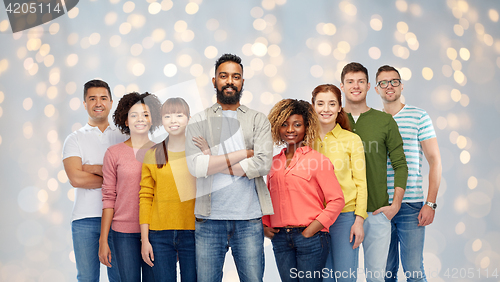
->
xmin=62 ymin=53 xmax=441 ymax=282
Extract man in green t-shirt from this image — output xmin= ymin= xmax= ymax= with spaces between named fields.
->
xmin=340 ymin=62 xmax=408 ymax=282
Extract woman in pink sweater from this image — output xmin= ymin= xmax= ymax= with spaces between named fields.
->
xmin=99 ymin=92 xmax=161 ymax=282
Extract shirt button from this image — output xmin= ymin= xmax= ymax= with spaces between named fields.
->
xmin=353 ymin=129 xmax=356 ymax=132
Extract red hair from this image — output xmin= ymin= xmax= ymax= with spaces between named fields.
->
xmin=311 ymin=84 xmax=351 ymax=132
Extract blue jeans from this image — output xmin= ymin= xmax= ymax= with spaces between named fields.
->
xmin=112 ymin=230 xmax=154 ymax=282
xmin=363 ymin=212 xmax=391 ymax=282
xmin=195 ymin=218 xmax=264 ymax=282
xmin=323 ymin=212 xmax=358 ymax=282
xmin=271 ymin=227 xmax=330 ymax=282
xmin=385 ymin=202 xmax=426 ymax=282
xmin=71 ymin=217 xmax=120 ymax=282
xmin=149 ymin=229 xmax=197 ymax=282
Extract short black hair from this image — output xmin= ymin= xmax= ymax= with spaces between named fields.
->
xmin=113 ymin=92 xmax=162 ymax=135
xmin=84 ymin=79 xmax=112 ymax=101
xmin=214 ymin=54 xmax=243 ymax=75
xmin=341 ymin=62 xmax=369 ymax=84
xmin=376 ymin=65 xmax=401 ymax=82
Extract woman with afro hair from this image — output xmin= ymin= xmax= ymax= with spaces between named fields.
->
xmin=99 ymin=92 xmax=162 ymax=282
xmin=262 ymin=99 xmax=345 ymax=282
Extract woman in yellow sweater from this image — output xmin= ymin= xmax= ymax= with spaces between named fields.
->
xmin=139 ymin=97 xmax=196 ymax=282
xmin=311 ymin=84 xmax=367 ymax=282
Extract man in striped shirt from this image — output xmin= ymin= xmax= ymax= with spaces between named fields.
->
xmin=375 ymin=65 xmax=442 ymax=282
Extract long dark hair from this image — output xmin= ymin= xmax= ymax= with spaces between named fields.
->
xmin=152 ymin=98 xmax=190 ymax=168
xmin=311 ymin=84 xmax=351 ymax=132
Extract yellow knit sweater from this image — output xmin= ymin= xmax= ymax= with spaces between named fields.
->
xmin=139 ymin=149 xmax=196 ymax=230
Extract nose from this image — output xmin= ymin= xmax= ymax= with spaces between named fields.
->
xmin=286 ymin=123 xmax=294 ymax=133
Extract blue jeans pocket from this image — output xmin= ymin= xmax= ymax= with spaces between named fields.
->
xmin=405 ymin=202 xmax=423 ymax=212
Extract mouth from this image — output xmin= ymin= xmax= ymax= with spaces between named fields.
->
xmin=320 ymin=113 xmax=333 ymax=118
xmin=223 ymin=85 xmax=236 ymax=94
xmin=284 ymin=134 xmax=297 ymax=140
xmin=134 ymin=124 xmax=147 ymax=129
xmin=169 ymin=125 xmax=180 ymax=130
xmin=93 ymin=108 xmax=104 ymax=113
xmin=351 ymin=91 xmax=361 ymax=96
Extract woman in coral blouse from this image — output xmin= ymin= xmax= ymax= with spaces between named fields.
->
xmin=99 ymin=92 xmax=161 ymax=282
xmin=263 ymin=99 xmax=345 ymax=282
xmin=311 ymin=84 xmax=367 ymax=282
xmin=139 ymin=98 xmax=197 ymax=282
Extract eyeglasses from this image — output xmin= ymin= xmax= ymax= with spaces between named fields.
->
xmin=377 ymin=79 xmax=401 ymax=89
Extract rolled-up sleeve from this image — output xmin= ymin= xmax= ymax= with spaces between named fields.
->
xmin=102 ymin=149 xmax=117 ymax=209
xmin=315 ymin=157 xmax=345 ymax=229
xmin=239 ymin=113 xmax=273 ymax=179
xmin=185 ymin=113 xmax=210 ymax=178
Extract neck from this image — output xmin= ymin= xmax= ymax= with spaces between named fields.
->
xmin=319 ymin=122 xmax=336 ymax=140
xmin=126 ymin=133 xmax=151 ymax=149
xmin=88 ymin=118 xmax=109 ymax=133
xmin=286 ymin=142 xmax=303 ymax=156
xmin=344 ymin=100 xmax=370 ymax=116
xmin=383 ymin=100 xmax=404 ymax=116
xmin=167 ymin=134 xmax=186 ymax=152
xmin=218 ymin=101 xmax=240 ymax=111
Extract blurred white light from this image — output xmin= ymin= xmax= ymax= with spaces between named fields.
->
xmin=105 ymin=12 xmax=118 ymax=25
xmin=123 ymin=1 xmax=135 ymax=13
xmin=205 ymin=46 xmax=218 ymax=59
xmin=23 ymin=98 xmax=33 ymax=111
xmin=70 ymin=97 xmax=80 ymax=111
xmin=369 ymin=47 xmax=381 ymax=60
xmin=252 ymin=43 xmax=267 ymax=57
xmin=164 ymin=64 xmax=177 ymax=77
xmin=149 ymin=2 xmax=161 ymax=14
xmin=185 ymin=2 xmax=199 ymax=14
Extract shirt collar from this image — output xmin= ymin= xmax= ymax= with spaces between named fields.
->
xmin=277 ymin=145 xmax=312 ymax=157
xmin=83 ymin=122 xmax=118 ymax=132
xmin=211 ymin=103 xmax=248 ymax=113
xmin=326 ymin=123 xmax=342 ymax=138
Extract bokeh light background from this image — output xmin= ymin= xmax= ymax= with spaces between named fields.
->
xmin=1 ymin=0 xmax=500 ymax=281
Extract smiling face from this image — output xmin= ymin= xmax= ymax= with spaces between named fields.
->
xmin=279 ymin=114 xmax=306 ymax=146
xmin=125 ymin=103 xmax=152 ymax=136
xmin=83 ymin=87 xmax=112 ymax=124
xmin=375 ymin=70 xmax=403 ymax=103
xmin=314 ymin=91 xmax=341 ymax=126
xmin=340 ymin=71 xmax=370 ymax=104
xmin=163 ymin=112 xmax=189 ymax=136
xmin=213 ymin=61 xmax=244 ymax=105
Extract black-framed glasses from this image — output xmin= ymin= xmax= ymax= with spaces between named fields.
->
xmin=377 ymin=79 xmax=401 ymax=89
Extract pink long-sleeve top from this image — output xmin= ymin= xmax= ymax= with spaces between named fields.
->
xmin=102 ymin=142 xmax=151 ymax=233
xmin=262 ymin=146 xmax=345 ymax=232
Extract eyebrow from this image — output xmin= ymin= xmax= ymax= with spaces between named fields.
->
xmin=219 ymin=71 xmax=242 ymax=76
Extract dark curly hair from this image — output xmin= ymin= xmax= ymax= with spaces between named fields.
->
xmin=113 ymin=92 xmax=162 ymax=135
xmin=215 ymin=53 xmax=243 ymax=75
xmin=268 ymin=99 xmax=319 ymax=147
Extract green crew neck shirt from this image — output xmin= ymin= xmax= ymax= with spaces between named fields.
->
xmin=347 ymin=108 xmax=408 ymax=212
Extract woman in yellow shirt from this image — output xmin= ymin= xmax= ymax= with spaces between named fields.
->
xmin=311 ymin=84 xmax=367 ymax=282
xmin=139 ymin=98 xmax=196 ymax=282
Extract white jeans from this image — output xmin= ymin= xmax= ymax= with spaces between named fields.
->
xmin=362 ymin=212 xmax=392 ymax=282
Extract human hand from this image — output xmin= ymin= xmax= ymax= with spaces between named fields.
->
xmin=418 ymin=205 xmax=435 ymax=226
xmin=193 ymin=136 xmax=211 ymax=155
xmin=350 ymin=216 xmax=364 ymax=249
xmin=263 ymin=225 xmax=279 ymax=239
xmin=98 ymin=241 xmax=112 ymax=267
xmin=141 ymin=240 xmax=155 ymax=267
xmin=373 ymin=204 xmax=399 ymax=221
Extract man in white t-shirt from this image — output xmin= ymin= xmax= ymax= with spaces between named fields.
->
xmin=62 ymin=79 xmax=126 ymax=282
xmin=375 ymin=65 xmax=442 ymax=282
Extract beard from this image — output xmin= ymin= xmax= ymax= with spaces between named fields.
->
xmin=216 ymin=85 xmax=243 ymax=105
